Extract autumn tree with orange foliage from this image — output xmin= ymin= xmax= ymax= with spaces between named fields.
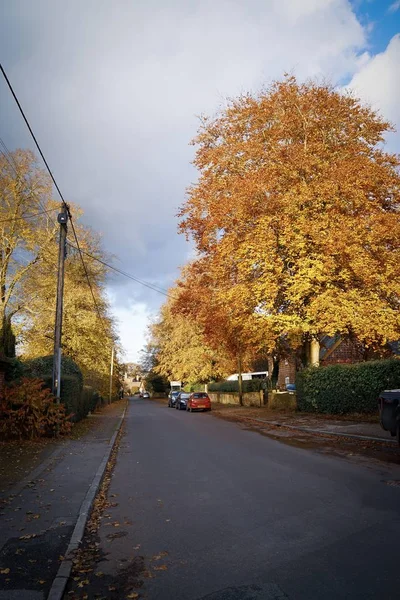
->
xmin=178 ymin=76 xmax=400 ymax=363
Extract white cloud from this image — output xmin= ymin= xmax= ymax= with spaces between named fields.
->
xmin=0 ymin=0 xmax=387 ymax=357
xmin=111 ymin=298 xmax=154 ymax=363
xmin=388 ymin=1 xmax=400 ymax=13
xmin=347 ymin=34 xmax=400 ymax=148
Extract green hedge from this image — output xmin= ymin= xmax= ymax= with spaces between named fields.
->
xmin=209 ymin=379 xmax=265 ymax=393
xmin=24 ymin=355 xmax=83 ymax=387
xmin=296 ymin=358 xmax=400 ymax=414
xmin=183 ymin=383 xmax=207 ymax=393
xmin=78 ymin=385 xmax=101 ymax=420
xmin=4 ymin=357 xmax=24 ymax=382
xmin=42 ymin=374 xmax=83 ymax=421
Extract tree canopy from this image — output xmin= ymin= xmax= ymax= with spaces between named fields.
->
xmin=149 ymin=291 xmax=232 ymax=384
xmin=0 ymin=149 xmax=120 ymax=396
xmin=178 ymin=76 xmax=400 ymax=350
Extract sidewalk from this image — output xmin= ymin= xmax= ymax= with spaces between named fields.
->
xmin=0 ymin=399 xmax=126 ymax=600
xmin=211 ymin=404 xmax=399 ymax=448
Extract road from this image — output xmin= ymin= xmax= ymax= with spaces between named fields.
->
xmin=69 ymin=398 xmax=400 ymax=600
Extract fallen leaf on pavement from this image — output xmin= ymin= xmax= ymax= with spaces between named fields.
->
xmin=0 ymin=568 xmax=10 ymax=574
xmin=153 ymin=565 xmax=168 ymax=571
xmin=19 ymin=533 xmax=37 ymax=540
xmin=152 ymin=552 xmax=168 ymax=561
xmin=126 ymin=593 xmax=139 ymax=599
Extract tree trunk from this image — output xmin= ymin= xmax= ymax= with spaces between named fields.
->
xmin=237 ymin=351 xmax=243 ymax=406
xmin=310 ymin=337 xmax=320 ymax=367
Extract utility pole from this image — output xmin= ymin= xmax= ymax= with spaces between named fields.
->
xmin=52 ymin=206 xmax=68 ymax=401
xmin=109 ymin=345 xmax=114 ymax=404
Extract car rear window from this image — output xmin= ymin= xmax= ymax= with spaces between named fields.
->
xmin=193 ymin=393 xmax=208 ymax=398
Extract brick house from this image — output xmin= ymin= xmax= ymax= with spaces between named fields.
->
xmin=276 ymin=336 xmax=398 ymax=390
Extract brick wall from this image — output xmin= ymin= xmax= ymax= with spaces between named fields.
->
xmin=322 ymin=338 xmax=364 ymax=365
xmin=277 ymin=357 xmax=296 ymax=389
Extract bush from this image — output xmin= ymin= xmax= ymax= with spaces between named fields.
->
xmin=42 ymin=374 xmax=83 ymax=421
xmin=4 ymin=357 xmax=24 ymax=382
xmin=0 ymin=378 xmax=72 ymax=440
xmin=209 ymin=379 xmax=265 ymax=393
xmin=296 ymin=358 xmax=400 ymax=414
xmin=23 ymin=355 xmax=83 ymax=387
xmin=79 ymin=385 xmax=100 ymax=420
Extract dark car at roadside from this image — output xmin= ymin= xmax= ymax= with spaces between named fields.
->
xmin=175 ymin=392 xmax=191 ymax=410
xmin=187 ymin=392 xmax=212 ymax=412
xmin=168 ymin=391 xmax=180 ymax=408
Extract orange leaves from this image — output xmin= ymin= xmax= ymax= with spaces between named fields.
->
xmin=176 ymin=76 xmax=400 ymax=350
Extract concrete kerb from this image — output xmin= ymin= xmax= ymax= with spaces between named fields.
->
xmin=243 ymin=417 xmax=397 ymax=445
xmin=47 ymin=403 xmax=127 ymax=600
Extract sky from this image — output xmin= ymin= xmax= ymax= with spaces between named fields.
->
xmin=0 ymin=0 xmax=399 ymax=362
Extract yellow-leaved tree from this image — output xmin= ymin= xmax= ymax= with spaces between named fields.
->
xmin=178 ymin=76 xmax=400 ymax=359
xmin=0 ymin=149 xmax=59 ymax=356
xmin=150 ymin=289 xmax=232 ymax=384
xmin=0 ymin=148 xmax=119 ymax=396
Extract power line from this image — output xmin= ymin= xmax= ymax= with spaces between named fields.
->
xmin=0 ymin=207 xmax=59 ymax=224
xmin=0 ymin=65 xmax=69 ymax=216
xmin=0 ymin=63 xmax=108 ymax=334
xmin=1 ymin=64 xmax=175 ymax=318
xmin=0 ymin=135 xmax=58 ymax=227
xmin=67 ymin=241 xmax=177 ymax=300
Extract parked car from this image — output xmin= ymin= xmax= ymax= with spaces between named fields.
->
xmin=175 ymin=392 xmax=191 ymax=410
xmin=142 ymin=391 xmax=150 ymax=399
xmin=379 ymin=389 xmax=400 ymax=445
xmin=168 ymin=391 xmax=180 ymax=408
xmin=187 ymin=392 xmax=212 ymax=412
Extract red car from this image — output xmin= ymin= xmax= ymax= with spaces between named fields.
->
xmin=187 ymin=392 xmax=211 ymax=412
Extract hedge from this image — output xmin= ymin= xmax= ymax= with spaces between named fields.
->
xmin=296 ymin=358 xmax=400 ymax=414
xmin=183 ymin=383 xmax=207 ymax=393
xmin=78 ymin=385 xmax=101 ymax=420
xmin=208 ymin=379 xmax=265 ymax=393
xmin=42 ymin=374 xmax=83 ymax=421
xmin=24 ymin=355 xmax=83 ymax=387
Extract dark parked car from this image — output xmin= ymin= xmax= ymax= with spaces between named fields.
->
xmin=168 ymin=391 xmax=180 ymax=408
xmin=187 ymin=392 xmax=211 ymax=412
xmin=175 ymin=392 xmax=191 ymax=410
xmin=379 ymin=389 xmax=400 ymax=445
xmin=142 ymin=391 xmax=150 ymax=399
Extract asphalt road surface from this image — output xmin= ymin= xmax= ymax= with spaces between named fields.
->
xmin=77 ymin=398 xmax=400 ymax=600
